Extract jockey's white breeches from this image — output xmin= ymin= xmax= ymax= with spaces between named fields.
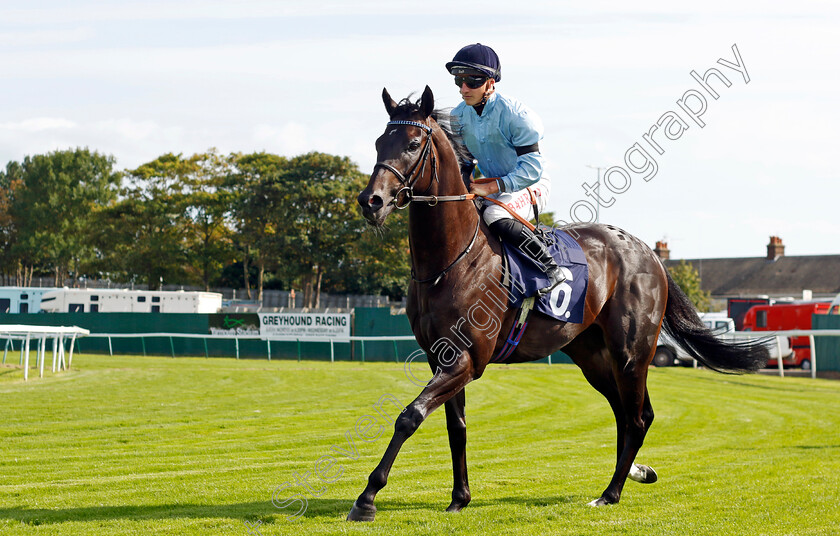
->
xmin=482 ymin=176 xmax=551 ymax=225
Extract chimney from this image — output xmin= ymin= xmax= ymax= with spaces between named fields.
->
xmin=767 ymin=236 xmax=785 ymax=260
xmin=654 ymin=240 xmax=670 ymax=261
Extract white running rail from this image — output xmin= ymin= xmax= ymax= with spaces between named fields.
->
xmin=0 ymin=324 xmax=90 ymax=381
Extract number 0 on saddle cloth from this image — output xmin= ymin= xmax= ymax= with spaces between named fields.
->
xmin=500 ymin=226 xmax=589 ymax=324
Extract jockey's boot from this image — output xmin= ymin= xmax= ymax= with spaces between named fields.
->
xmin=488 ymin=218 xmax=566 ymax=297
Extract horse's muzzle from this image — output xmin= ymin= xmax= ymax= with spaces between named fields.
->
xmin=357 ymin=189 xmax=388 ymax=226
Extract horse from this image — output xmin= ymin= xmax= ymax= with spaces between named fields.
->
xmin=348 ymin=85 xmax=768 ymax=521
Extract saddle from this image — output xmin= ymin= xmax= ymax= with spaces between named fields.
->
xmin=501 ymin=225 xmax=588 ymax=324
xmin=490 ymin=226 xmax=588 ymax=363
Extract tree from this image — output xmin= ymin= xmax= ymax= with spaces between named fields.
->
xmin=91 ymin=153 xmax=192 ymax=289
xmin=668 ymin=260 xmax=712 ymax=312
xmin=0 ymin=162 xmax=23 ymax=284
xmin=229 ymin=151 xmax=409 ymax=304
xmin=8 ymin=148 xmax=120 ymax=285
xmin=227 ymin=152 xmax=289 ymax=301
xmin=328 ymin=209 xmax=410 ymax=299
xmin=181 ymin=151 xmax=234 ymax=290
xmin=280 ymin=152 xmax=368 ymax=307
xmin=538 ymin=210 xmax=557 ymax=227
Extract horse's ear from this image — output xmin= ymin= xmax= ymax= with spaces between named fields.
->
xmin=419 ymin=85 xmax=434 ymax=118
xmin=382 ymin=88 xmax=398 ymax=117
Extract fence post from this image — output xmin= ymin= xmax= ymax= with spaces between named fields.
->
xmin=776 ymin=336 xmax=784 ymax=378
xmin=40 ymin=337 xmax=47 ymax=377
xmin=361 ymin=339 xmax=366 ymax=363
xmin=108 ymin=336 xmax=113 ymax=357
xmin=809 ymin=334 xmax=817 ymax=379
xmin=204 ymin=338 xmax=209 ymax=359
xmin=23 ymin=333 xmax=31 ymax=381
xmin=58 ymin=334 xmax=66 ymax=371
xmin=68 ymin=333 xmax=77 ymax=369
xmin=267 ymin=340 xmax=271 ymax=361
xmin=170 ymin=336 xmax=175 ymax=358
xmin=235 ymin=337 xmax=240 ymax=360
xmin=330 ymin=339 xmax=334 ymax=363
xmin=393 ymin=340 xmax=399 ymax=363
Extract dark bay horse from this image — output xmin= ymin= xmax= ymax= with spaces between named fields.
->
xmin=349 ymin=86 xmax=768 ymax=521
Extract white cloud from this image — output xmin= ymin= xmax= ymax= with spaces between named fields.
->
xmin=93 ymin=118 xmax=164 ymax=141
xmin=253 ymin=122 xmax=310 ymax=156
xmin=0 ymin=117 xmax=77 ymax=132
xmin=0 ymin=26 xmax=92 ymax=47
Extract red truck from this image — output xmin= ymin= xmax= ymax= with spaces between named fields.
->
xmin=741 ymin=302 xmax=832 ymax=370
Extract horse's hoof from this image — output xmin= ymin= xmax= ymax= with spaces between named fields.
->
xmin=587 ymin=497 xmax=611 ymax=507
xmin=445 ymin=499 xmax=470 ymax=512
xmin=629 ymin=463 xmax=658 ymax=484
xmin=346 ymin=501 xmax=376 ymax=522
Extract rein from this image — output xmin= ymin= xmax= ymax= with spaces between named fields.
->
xmin=411 ymin=218 xmax=481 ymax=286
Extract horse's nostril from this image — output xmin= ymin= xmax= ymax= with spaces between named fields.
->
xmin=357 ymin=192 xmax=384 ymax=211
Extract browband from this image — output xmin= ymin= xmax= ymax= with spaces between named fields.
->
xmin=387 ymin=120 xmax=432 ymax=134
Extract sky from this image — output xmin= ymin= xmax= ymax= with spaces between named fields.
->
xmin=2 ymin=1 xmax=839 ymax=259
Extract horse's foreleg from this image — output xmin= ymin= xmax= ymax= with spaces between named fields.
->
xmin=444 ymin=388 xmax=470 ymax=512
xmin=347 ymin=365 xmax=473 ymax=522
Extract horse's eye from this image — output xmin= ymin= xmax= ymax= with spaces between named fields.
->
xmin=407 ymin=141 xmax=421 ymax=152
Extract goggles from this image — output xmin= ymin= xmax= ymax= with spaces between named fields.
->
xmin=454 ymin=75 xmax=488 ymax=89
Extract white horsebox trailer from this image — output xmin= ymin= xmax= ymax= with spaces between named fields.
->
xmin=39 ymin=289 xmax=222 ymax=314
xmin=0 ymin=287 xmax=61 ymax=314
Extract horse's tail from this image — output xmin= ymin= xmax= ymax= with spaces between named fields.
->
xmin=660 ymin=269 xmax=769 ymax=373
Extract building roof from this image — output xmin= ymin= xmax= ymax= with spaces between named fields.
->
xmin=663 ymin=255 xmax=840 ymax=298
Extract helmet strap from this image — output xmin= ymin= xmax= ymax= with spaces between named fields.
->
xmin=473 ymin=85 xmax=495 ymax=115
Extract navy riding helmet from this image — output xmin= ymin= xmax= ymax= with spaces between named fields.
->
xmin=445 ymin=43 xmax=501 ymax=82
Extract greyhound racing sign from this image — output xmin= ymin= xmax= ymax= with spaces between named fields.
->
xmin=257 ymin=313 xmax=350 ymax=339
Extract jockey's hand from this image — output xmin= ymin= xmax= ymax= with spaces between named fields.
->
xmin=469 ymin=179 xmax=500 ymax=197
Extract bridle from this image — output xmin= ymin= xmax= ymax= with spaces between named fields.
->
xmin=373 ymin=120 xmax=475 ymax=209
xmin=373 ymin=120 xmax=437 ymax=209
xmin=373 ymin=119 xmax=480 ymax=286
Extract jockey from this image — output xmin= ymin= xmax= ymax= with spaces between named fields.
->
xmin=447 ymin=43 xmax=565 ymax=296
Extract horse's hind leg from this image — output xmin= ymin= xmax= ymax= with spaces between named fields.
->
xmin=444 ymin=388 xmax=471 ymax=512
xmin=565 ymin=322 xmax=658 ymax=505
xmin=590 ymin=331 xmax=658 ymax=506
xmin=627 ymin=389 xmax=657 ymax=484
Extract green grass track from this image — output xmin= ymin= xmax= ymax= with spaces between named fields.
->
xmin=1 ymin=355 xmax=839 ymax=535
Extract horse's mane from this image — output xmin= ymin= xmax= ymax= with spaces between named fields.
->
xmin=393 ymin=96 xmax=474 ymax=166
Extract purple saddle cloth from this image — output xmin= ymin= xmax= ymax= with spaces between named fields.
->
xmin=500 ymin=226 xmax=589 ymax=324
